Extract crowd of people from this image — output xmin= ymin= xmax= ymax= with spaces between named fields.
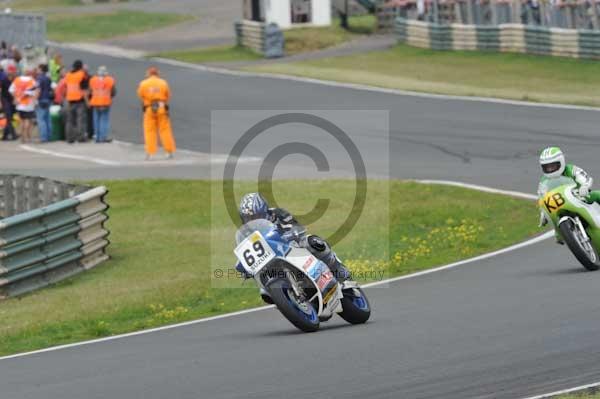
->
xmin=0 ymin=42 xmax=177 ymax=159
xmin=0 ymin=42 xmax=117 ymax=144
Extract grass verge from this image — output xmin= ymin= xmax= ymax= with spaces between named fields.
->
xmin=155 ymin=45 xmax=263 ymax=64
xmin=9 ymin=0 xmax=81 ymax=9
xmin=47 ymin=10 xmax=191 ymax=42
xmin=155 ymin=15 xmax=376 ymax=64
xmin=284 ymin=15 xmax=376 ymax=55
xmin=0 ymin=180 xmax=539 ymax=356
xmin=245 ymin=44 xmax=600 ymax=107
xmin=10 ymin=0 xmax=137 ymax=10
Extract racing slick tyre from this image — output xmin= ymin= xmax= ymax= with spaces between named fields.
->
xmin=559 ymin=219 xmax=600 ymax=271
xmin=268 ymin=277 xmax=320 ymax=333
xmin=339 ymin=287 xmax=371 ymax=324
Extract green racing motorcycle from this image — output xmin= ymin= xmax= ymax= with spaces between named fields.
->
xmin=539 ymin=176 xmax=600 ymax=271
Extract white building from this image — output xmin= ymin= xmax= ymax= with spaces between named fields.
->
xmin=243 ymin=0 xmax=332 ymax=29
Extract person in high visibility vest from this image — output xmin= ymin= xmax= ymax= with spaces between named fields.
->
xmin=48 ymin=52 xmax=63 ymax=84
xmin=88 ymin=66 xmax=116 ymax=143
xmin=64 ymin=60 xmax=89 ymax=143
xmin=137 ymin=66 xmax=176 ymax=160
xmin=9 ymin=67 xmax=37 ymax=143
xmin=0 ymin=102 xmax=7 ymax=131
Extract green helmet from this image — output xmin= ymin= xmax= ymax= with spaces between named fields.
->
xmin=539 ymin=146 xmax=565 ymax=178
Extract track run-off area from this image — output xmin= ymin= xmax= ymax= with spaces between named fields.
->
xmin=1 ymin=46 xmax=600 ymax=399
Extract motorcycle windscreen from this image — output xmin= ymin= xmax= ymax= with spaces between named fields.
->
xmin=538 ymin=176 xmax=574 ymax=196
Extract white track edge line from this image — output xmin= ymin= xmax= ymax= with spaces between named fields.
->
xmin=520 ymin=382 xmax=600 ymax=399
xmin=20 ymin=142 xmax=261 ymax=166
xmin=0 ymin=305 xmax=275 ymax=361
xmin=20 ymin=145 xmax=122 ymax=166
xmin=0 ymin=180 xmax=550 ymax=362
xmin=416 ymin=179 xmax=538 ymax=200
xmin=363 ymin=231 xmax=552 ymax=288
xmin=49 ymin=42 xmax=600 ymax=113
xmin=151 ymin=57 xmax=600 ymax=113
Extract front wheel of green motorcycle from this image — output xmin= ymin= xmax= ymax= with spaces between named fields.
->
xmin=559 ymin=219 xmax=600 ymax=271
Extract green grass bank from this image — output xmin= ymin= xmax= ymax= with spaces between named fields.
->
xmin=246 ymin=44 xmax=600 ymax=107
xmin=47 ymin=10 xmax=191 ymax=42
xmin=0 ymin=180 xmax=539 ymax=356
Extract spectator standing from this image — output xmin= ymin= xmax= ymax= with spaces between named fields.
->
xmin=137 ymin=66 xmax=176 ymax=160
xmin=49 ymin=52 xmax=63 ymax=83
xmin=64 ymin=60 xmax=88 ymax=143
xmin=9 ymin=45 xmax=22 ymax=71
xmin=9 ymin=67 xmax=37 ymax=143
xmin=36 ymin=64 xmax=52 ymax=143
xmin=0 ymin=101 xmax=6 ymax=132
xmin=0 ymin=64 xmax=7 ymax=137
xmin=0 ymin=64 xmax=17 ymax=140
xmin=83 ymin=64 xmax=93 ymax=139
xmin=54 ymin=70 xmax=67 ymax=105
xmin=89 ymin=66 xmax=116 ymax=143
xmin=0 ymin=55 xmax=16 ymax=74
xmin=0 ymin=41 xmax=7 ymax=60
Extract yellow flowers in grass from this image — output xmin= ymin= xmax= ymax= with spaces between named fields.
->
xmin=149 ymin=303 xmax=189 ymax=322
xmin=401 ymin=218 xmax=484 ymax=262
xmin=346 ymin=219 xmax=485 ymax=279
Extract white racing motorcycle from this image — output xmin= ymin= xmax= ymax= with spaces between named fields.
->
xmin=234 ymin=219 xmax=371 ymax=332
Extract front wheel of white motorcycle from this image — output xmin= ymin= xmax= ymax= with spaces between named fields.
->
xmin=559 ymin=219 xmax=600 ymax=271
xmin=339 ymin=287 xmax=371 ymax=325
xmin=267 ymin=277 xmax=320 ymax=333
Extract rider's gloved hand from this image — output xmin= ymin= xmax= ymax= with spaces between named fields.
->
xmin=539 ymin=211 xmax=549 ymax=227
xmin=235 ymin=262 xmax=252 ymax=280
xmin=579 ymin=186 xmax=590 ymax=197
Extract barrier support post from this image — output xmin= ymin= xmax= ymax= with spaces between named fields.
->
xmin=591 ymin=0 xmax=600 ymax=29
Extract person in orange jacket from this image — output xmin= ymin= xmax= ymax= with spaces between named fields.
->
xmin=88 ymin=65 xmax=116 ymax=143
xmin=64 ymin=60 xmax=89 ymax=143
xmin=9 ymin=67 xmax=37 ymax=143
xmin=137 ymin=66 xmax=176 ymax=160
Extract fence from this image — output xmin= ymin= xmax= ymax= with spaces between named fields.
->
xmin=0 ymin=175 xmax=110 ymax=299
xmin=395 ymin=16 xmax=600 ymax=57
xmin=235 ymin=20 xmax=284 ymax=58
xmin=0 ymin=13 xmax=46 ymax=48
xmin=380 ymin=0 xmax=600 ymax=30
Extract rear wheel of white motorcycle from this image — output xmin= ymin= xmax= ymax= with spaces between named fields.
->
xmin=268 ymin=278 xmax=320 ymax=333
xmin=559 ymin=219 xmax=600 ymax=271
xmin=339 ymin=287 xmax=371 ymax=324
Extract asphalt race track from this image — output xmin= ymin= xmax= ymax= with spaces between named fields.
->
xmin=2 ymin=48 xmax=600 ymax=399
xmin=47 ymin=48 xmax=600 ymax=189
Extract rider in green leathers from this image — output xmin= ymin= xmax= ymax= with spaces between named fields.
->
xmin=538 ymin=146 xmax=600 ymax=241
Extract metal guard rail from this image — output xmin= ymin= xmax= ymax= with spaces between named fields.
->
xmin=396 ymin=17 xmax=600 ymax=59
xmin=0 ymin=177 xmax=109 ymax=299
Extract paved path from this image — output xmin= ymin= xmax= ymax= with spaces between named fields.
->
xmin=16 ymin=0 xmax=240 ymax=52
xmin=98 ymin=0 xmax=240 ymax=52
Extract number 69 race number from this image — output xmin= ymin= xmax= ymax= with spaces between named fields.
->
xmin=234 ymin=232 xmax=276 ymax=274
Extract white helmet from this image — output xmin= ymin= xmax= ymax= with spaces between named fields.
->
xmin=539 ymin=146 xmax=565 ymax=178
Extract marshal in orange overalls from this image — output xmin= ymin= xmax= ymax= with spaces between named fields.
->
xmin=137 ymin=67 xmax=176 ymax=157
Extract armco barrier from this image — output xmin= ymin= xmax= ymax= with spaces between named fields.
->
xmin=235 ymin=20 xmax=284 ymax=58
xmin=396 ymin=17 xmax=600 ymax=59
xmin=0 ymin=175 xmax=109 ymax=299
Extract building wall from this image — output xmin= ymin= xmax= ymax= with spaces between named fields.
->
xmin=312 ymin=0 xmax=332 ymax=26
xmin=265 ymin=0 xmax=292 ymax=28
xmin=262 ymin=0 xmax=331 ymax=28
